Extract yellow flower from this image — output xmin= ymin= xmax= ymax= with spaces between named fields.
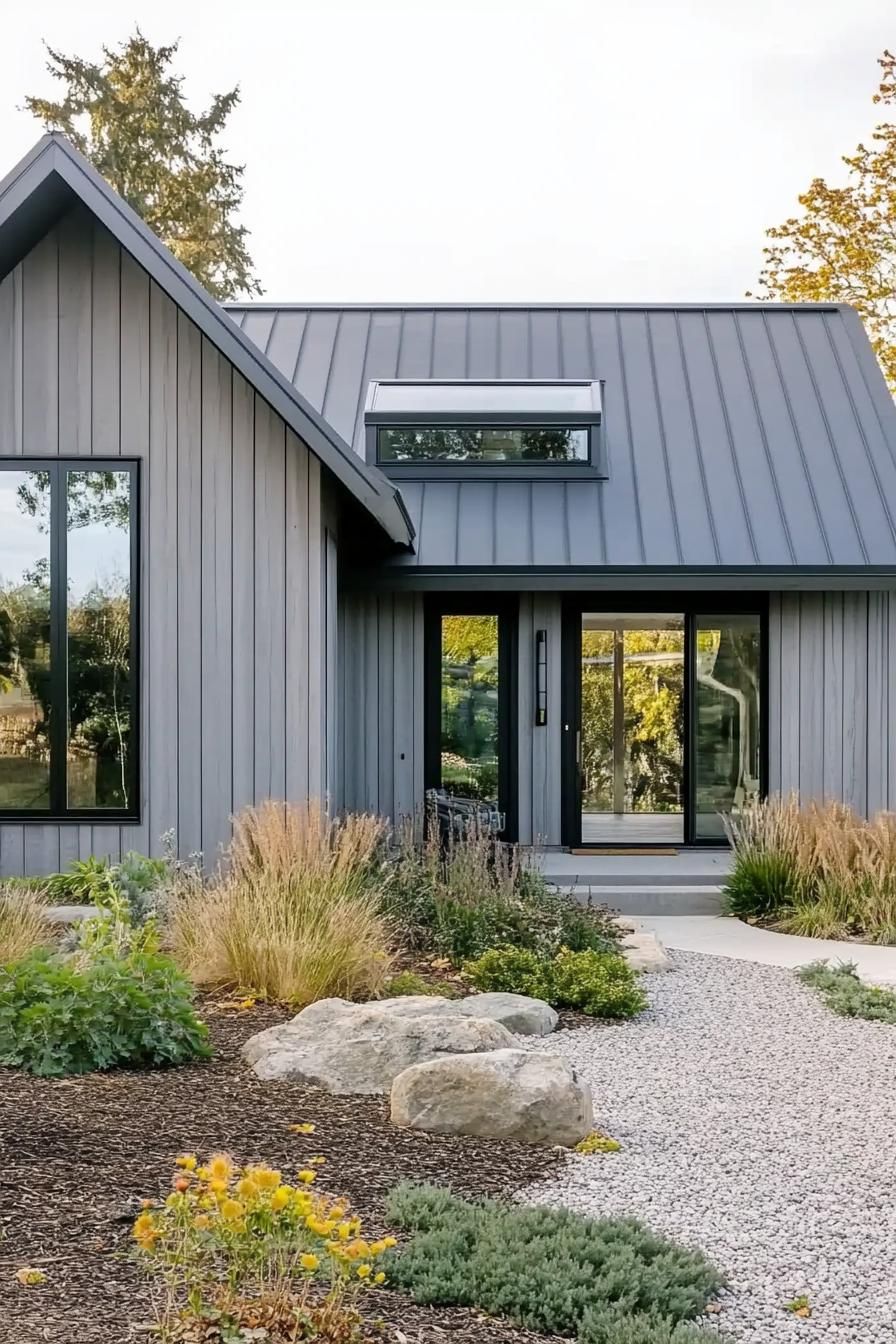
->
xmin=239 ymin=997 xmax=256 ymax=1009
xmin=289 ymin=1122 xmax=316 ymax=1135
xmin=208 ymin=1153 xmax=233 ymax=1182
xmin=209 ymin=1178 xmax=229 ymax=1196
xmin=336 ymin=1221 xmax=352 ymax=1241
xmin=270 ymin=1186 xmax=291 ymax=1211
xmin=300 ymin=1252 xmax=320 ymax=1272
xmin=236 ymin=1177 xmax=259 ymax=1200
xmin=196 ymin=1167 xmax=210 ymax=1181
xmin=193 ymin=1214 xmax=212 ymax=1230
xmin=309 ymin=1155 xmax=327 ymax=1166
xmin=382 ymin=1236 xmax=397 ymax=1249
xmin=374 ymin=1271 xmax=386 ymax=1285
xmin=356 ymin=1263 xmax=372 ymax=1279
xmin=175 ymin=1153 xmax=198 ymax=1171
xmin=133 ymin=1214 xmax=155 ymax=1240
xmin=297 ymin=1169 xmax=317 ymax=1185
xmin=220 ymin=1199 xmax=245 ymax=1221
xmin=347 ymin=1238 xmax=370 ymax=1260
xmin=15 ymin=1267 xmax=47 ymax=1286
xmin=250 ymin=1166 xmax=281 ymax=1191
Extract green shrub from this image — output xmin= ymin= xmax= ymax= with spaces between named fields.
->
xmin=550 ymin=949 xmax=647 ymax=1018
xmin=383 ymin=1184 xmax=723 ymax=1342
xmin=464 ymin=946 xmax=646 ymax=1019
xmin=797 ymin=959 xmax=896 ymax=1024
xmin=0 ymin=947 xmax=210 ymax=1077
xmin=463 ymin=946 xmax=554 ymax=999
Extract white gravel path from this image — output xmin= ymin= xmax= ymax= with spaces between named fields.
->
xmin=521 ymin=950 xmax=896 ymax=1344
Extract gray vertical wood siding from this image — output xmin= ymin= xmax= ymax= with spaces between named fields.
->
xmin=768 ymin=592 xmax=896 ymax=813
xmin=0 ymin=205 xmax=334 ymax=876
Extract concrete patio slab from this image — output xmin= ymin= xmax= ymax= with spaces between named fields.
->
xmin=640 ymin=915 xmax=896 ymax=985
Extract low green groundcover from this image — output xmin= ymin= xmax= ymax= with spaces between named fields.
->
xmin=383 ymin=1184 xmax=724 ymax=1344
xmin=798 ymin=960 xmax=896 ymax=1024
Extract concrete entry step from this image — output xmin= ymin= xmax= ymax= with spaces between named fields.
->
xmin=562 ymin=885 xmax=724 ymax=917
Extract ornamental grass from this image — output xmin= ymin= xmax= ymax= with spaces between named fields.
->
xmin=724 ymin=795 xmax=896 ymax=944
xmin=167 ymin=801 xmax=394 ymax=1006
xmin=0 ymin=884 xmax=53 ymax=964
xmin=133 ymin=1149 xmax=392 ymax=1341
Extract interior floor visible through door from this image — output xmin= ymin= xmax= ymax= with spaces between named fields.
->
xmin=580 ymin=812 xmax=683 ymax=845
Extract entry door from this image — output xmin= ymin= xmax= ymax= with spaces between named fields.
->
xmin=576 ymin=613 xmax=685 ymax=846
xmin=563 ymin=603 xmax=765 ymax=847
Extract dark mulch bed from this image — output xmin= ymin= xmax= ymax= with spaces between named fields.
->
xmin=0 ymin=998 xmax=568 ymax=1344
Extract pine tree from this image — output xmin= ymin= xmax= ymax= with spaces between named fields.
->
xmin=26 ymin=30 xmax=261 ymax=299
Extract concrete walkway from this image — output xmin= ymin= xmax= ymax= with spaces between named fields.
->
xmin=641 ymin=914 xmax=896 ymax=984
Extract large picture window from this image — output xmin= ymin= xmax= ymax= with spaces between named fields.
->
xmin=0 ymin=461 xmax=138 ymax=819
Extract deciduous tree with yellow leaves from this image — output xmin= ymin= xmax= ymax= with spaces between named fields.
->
xmin=750 ymin=50 xmax=896 ymax=391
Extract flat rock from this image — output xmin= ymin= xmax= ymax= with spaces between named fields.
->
xmin=242 ymin=1009 xmax=515 ymax=1094
xmin=390 ymin=1048 xmax=593 ymax=1146
xmin=44 ymin=904 xmax=96 ymax=925
xmin=454 ymin=992 xmax=558 ymax=1036
xmin=621 ymin=930 xmax=672 ymax=972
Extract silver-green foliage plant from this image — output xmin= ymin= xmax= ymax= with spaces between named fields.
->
xmin=383 ymin=1184 xmax=724 ymax=1343
xmin=798 ymin=959 xmax=896 ymax=1024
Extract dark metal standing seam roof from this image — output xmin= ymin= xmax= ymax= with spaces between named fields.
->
xmin=225 ymin=302 xmax=896 ymax=581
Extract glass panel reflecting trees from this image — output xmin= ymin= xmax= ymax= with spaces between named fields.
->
xmin=0 ymin=463 xmax=136 ymax=818
xmin=66 ymin=471 xmax=133 ymax=810
xmin=439 ymin=614 xmax=499 ymax=803
xmin=379 ymin=426 xmax=589 ymax=463
xmin=0 ymin=472 xmax=52 ymax=810
xmin=694 ymin=615 xmax=762 ymax=840
xmin=580 ymin=616 xmax=684 ymax=844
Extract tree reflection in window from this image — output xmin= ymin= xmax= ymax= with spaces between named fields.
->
xmin=0 ymin=472 xmax=51 ymax=810
xmin=440 ymin=615 xmax=499 ymax=803
xmin=379 ymin=426 xmax=589 ymax=463
xmin=0 ymin=465 xmax=134 ymax=816
xmin=66 ymin=471 xmax=132 ymax=809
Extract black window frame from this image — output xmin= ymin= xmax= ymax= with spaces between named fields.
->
xmin=365 ymin=380 xmax=606 ymax=481
xmin=0 ymin=457 xmax=140 ymax=823
xmin=424 ymin=595 xmax=519 ymax=840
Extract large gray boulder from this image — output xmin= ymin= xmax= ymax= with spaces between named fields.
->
xmin=288 ymin=992 xmax=557 ymax=1035
xmin=242 ymin=1008 xmax=515 ymax=1095
xmin=390 ymin=1048 xmax=593 ymax=1147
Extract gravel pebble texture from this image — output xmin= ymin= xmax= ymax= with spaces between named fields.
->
xmin=522 ymin=950 xmax=896 ymax=1343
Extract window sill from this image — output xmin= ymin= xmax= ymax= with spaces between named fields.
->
xmin=378 ymin=462 xmax=608 ymax=482
xmin=0 ymin=813 xmax=141 ymax=825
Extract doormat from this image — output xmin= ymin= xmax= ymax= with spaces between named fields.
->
xmin=570 ymin=848 xmax=679 ymax=857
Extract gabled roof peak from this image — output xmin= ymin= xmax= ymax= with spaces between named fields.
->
xmin=0 ymin=134 xmax=413 ymax=548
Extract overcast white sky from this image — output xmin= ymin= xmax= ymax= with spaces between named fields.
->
xmin=0 ymin=0 xmax=892 ymax=302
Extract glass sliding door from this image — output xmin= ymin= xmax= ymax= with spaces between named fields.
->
xmin=580 ymin=614 xmax=685 ymax=845
xmin=693 ymin=614 xmax=763 ymax=840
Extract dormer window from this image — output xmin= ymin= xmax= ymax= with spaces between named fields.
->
xmin=364 ymin=380 xmax=605 ymax=479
